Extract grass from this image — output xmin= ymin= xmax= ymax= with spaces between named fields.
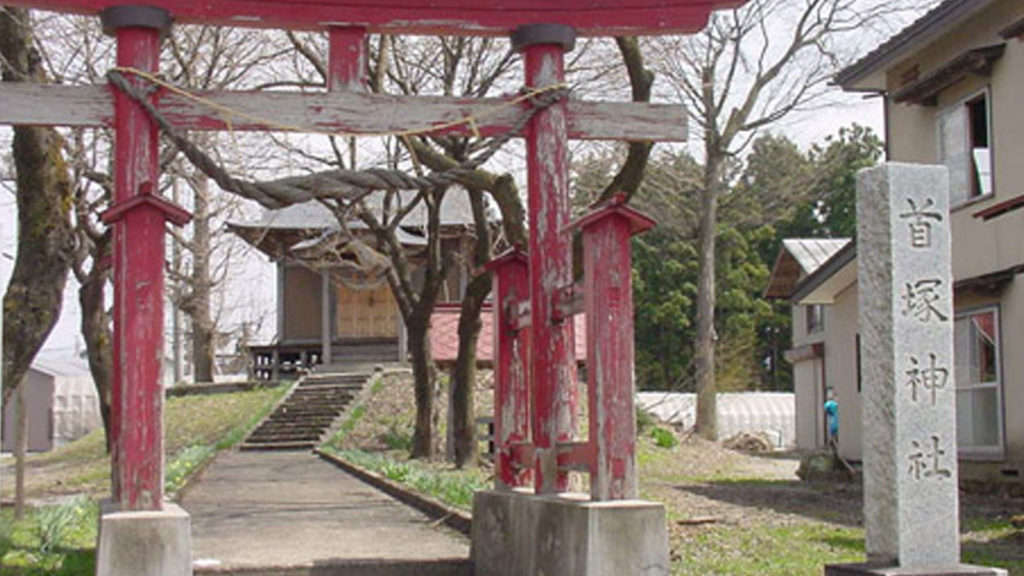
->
xmin=1 ymin=384 xmax=289 ymax=501
xmin=0 ymin=497 xmax=98 ymax=576
xmin=0 ymin=384 xmax=289 ymax=575
xmin=326 ymin=448 xmax=490 ymax=512
xmin=320 ymin=372 xmax=1024 ymax=575
xmin=672 ymin=523 xmax=865 ymax=576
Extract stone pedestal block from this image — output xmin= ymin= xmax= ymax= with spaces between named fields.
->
xmin=471 ymin=490 xmax=668 ymax=576
xmin=826 ymin=562 xmax=1007 ymax=576
xmin=97 ymin=502 xmax=192 ymax=576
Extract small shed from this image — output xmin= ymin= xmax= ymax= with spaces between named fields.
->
xmin=636 ymin=392 xmax=796 ymax=449
xmin=2 ymin=357 xmax=101 ymax=453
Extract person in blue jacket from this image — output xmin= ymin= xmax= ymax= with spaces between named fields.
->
xmin=824 ymin=388 xmax=839 ymax=450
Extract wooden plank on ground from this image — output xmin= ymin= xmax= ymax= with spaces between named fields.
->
xmin=0 ymin=82 xmax=687 ymax=142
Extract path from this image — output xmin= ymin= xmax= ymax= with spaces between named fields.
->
xmin=180 ymin=451 xmax=471 ymax=575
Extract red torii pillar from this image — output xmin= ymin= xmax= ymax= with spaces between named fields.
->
xmin=99 ymin=5 xmax=190 ymax=512
xmin=513 ymin=23 xmax=579 ymax=495
xmin=572 ymin=195 xmax=655 ymax=501
xmin=484 ymin=248 xmax=533 ymax=489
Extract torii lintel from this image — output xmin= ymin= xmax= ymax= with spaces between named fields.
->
xmin=5 ymin=0 xmax=742 ymax=35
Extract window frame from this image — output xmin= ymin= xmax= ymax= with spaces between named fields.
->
xmin=936 ymin=86 xmax=995 ymax=209
xmin=954 ymin=304 xmax=1005 ymax=460
xmin=806 ymin=304 xmax=825 ymax=334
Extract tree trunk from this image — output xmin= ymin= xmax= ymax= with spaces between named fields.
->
xmin=449 ymin=188 xmax=493 ymax=467
xmin=191 ymin=173 xmax=215 ymax=383
xmin=407 ymin=315 xmax=435 ymax=459
xmin=694 ymin=155 xmax=721 ymax=440
xmin=0 ymin=7 xmax=76 ymax=409
xmin=78 ymin=233 xmax=114 ymax=452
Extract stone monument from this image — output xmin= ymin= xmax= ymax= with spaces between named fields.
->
xmin=825 ymin=163 xmax=1005 ymax=576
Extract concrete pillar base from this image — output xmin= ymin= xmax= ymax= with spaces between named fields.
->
xmin=97 ymin=501 xmax=192 ymax=576
xmin=471 ymin=489 xmax=669 ymax=576
xmin=826 ymin=563 xmax=1007 ymax=575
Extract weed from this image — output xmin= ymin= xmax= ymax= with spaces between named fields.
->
xmin=650 ymin=426 xmax=678 ymax=449
xmin=381 ymin=418 xmax=414 ymax=451
xmin=165 ymin=445 xmax=216 ymax=495
xmin=336 ymin=449 xmax=489 ymax=511
xmin=35 ymin=496 xmax=93 ymax=554
xmin=636 ymin=406 xmax=657 ymax=435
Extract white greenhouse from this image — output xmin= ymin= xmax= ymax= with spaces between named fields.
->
xmin=636 ymin=392 xmax=796 ymax=449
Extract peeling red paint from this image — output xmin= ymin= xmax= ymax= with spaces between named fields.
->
xmin=328 ymin=26 xmax=368 ymax=92
xmin=523 ymin=42 xmax=577 ymax=495
xmin=574 ymin=196 xmax=655 ymax=500
xmin=484 ymin=249 xmax=533 ymax=489
xmin=1 ymin=0 xmax=729 ymax=35
xmin=110 ymin=26 xmax=179 ymax=512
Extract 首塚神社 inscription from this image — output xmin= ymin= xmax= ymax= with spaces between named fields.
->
xmin=905 ymin=353 xmax=949 ymax=405
xmin=908 ymin=435 xmax=953 ymax=481
xmin=901 ymin=278 xmax=949 ymax=322
xmin=899 ymin=197 xmax=943 ymax=249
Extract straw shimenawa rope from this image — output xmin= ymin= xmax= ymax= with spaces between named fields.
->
xmin=106 ymin=68 xmax=568 ymax=211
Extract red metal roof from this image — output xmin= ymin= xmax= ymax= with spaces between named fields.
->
xmin=9 ymin=0 xmax=744 ymax=35
xmin=430 ymin=304 xmax=587 ymax=365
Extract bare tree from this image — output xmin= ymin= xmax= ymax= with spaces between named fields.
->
xmin=651 ymin=0 xmax=914 ymax=439
xmin=0 ymin=7 xmax=76 ymax=408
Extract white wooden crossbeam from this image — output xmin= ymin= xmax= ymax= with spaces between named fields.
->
xmin=0 ymin=83 xmax=686 ymax=142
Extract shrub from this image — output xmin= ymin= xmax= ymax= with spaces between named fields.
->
xmin=650 ymin=427 xmax=678 ymax=449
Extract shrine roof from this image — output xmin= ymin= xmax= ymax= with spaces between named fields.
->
xmin=10 ymin=0 xmax=745 ymax=35
xmin=228 ymin=187 xmax=494 ymax=232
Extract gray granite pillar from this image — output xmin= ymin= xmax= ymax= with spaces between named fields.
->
xmin=827 ymin=163 xmax=1005 ymax=576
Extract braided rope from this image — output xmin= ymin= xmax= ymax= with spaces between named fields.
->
xmin=106 ymin=70 xmax=567 ymax=210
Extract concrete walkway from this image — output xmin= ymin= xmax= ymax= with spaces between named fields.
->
xmin=180 ymin=451 xmax=470 ymax=575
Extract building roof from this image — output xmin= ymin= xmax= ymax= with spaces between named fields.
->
xmin=429 ymin=304 xmax=587 ymax=366
xmin=835 ymin=0 xmax=1001 ymax=91
xmin=229 ymin=187 xmax=492 ymax=232
xmin=228 ymin=187 xmax=497 ymax=258
xmin=786 ymin=242 xmax=1024 ymax=305
xmin=763 ymin=238 xmax=851 ymax=299
xmin=789 ymin=240 xmax=857 ymax=305
xmin=30 ymin=356 xmax=94 ymax=380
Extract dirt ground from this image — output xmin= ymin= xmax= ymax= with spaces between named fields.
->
xmin=341 ymin=369 xmax=1024 ymax=572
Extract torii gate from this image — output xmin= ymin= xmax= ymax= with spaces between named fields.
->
xmin=0 ymin=2 xmax=740 ymax=574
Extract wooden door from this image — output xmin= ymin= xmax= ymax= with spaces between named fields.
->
xmin=336 ymin=283 xmax=399 ymax=339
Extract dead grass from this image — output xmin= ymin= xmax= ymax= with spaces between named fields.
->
xmin=333 ymin=370 xmax=1024 ymax=575
xmin=1 ymin=385 xmax=287 ymax=503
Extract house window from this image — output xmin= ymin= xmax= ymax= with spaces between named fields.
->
xmin=806 ymin=304 xmax=825 ymax=334
xmin=938 ymin=90 xmax=993 ymax=206
xmin=954 ymin=307 xmax=1003 ymax=457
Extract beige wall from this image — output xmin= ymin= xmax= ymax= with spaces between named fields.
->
xmin=887 ymin=1 xmax=1024 ymax=282
xmin=823 ymin=283 xmax=862 ymax=462
xmin=790 ymin=302 xmax=827 ymax=451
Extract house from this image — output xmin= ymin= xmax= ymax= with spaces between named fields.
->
xmin=230 ymin=188 xmax=489 ymax=376
xmin=768 ymin=0 xmax=1024 ymax=485
xmin=1 ymin=357 xmax=102 ymax=453
xmin=764 ymin=238 xmax=852 ymax=454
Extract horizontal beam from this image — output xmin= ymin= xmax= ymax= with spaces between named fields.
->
xmin=0 ymin=83 xmax=687 ymax=142
xmin=3 ymin=0 xmax=738 ymax=35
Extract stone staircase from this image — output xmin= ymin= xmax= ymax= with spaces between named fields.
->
xmin=240 ymin=371 xmax=369 ymax=451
